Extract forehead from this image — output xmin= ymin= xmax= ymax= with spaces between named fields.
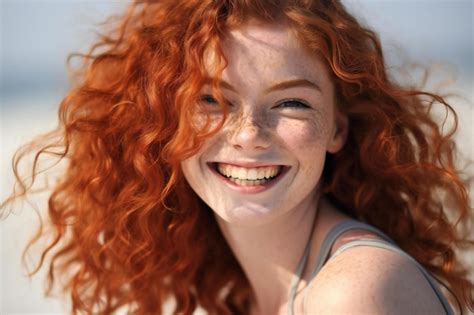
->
xmin=204 ymin=21 xmax=331 ymax=89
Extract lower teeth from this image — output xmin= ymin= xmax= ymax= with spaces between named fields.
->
xmin=227 ymin=177 xmax=273 ymax=186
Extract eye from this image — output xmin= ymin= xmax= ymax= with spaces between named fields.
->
xmin=200 ymin=94 xmax=218 ymax=105
xmin=277 ymin=99 xmax=311 ymax=109
xmin=199 ymin=94 xmax=232 ymax=107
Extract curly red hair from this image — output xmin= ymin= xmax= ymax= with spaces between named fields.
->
xmin=2 ymin=0 xmax=473 ymax=314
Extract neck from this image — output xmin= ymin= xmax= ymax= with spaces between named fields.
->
xmin=215 ymin=192 xmax=320 ymax=315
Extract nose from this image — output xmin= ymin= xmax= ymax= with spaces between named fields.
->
xmin=227 ymin=113 xmax=271 ymax=151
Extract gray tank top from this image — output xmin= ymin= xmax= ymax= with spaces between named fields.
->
xmin=287 ymin=219 xmax=455 ymax=315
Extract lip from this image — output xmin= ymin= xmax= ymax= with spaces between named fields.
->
xmin=207 ymin=162 xmax=290 ymax=194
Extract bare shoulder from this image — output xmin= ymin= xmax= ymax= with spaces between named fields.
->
xmin=304 ymin=245 xmax=447 ymax=314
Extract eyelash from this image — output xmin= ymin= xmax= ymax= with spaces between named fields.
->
xmin=200 ymin=95 xmax=231 ymax=107
xmin=200 ymin=95 xmax=310 ymax=110
xmin=278 ymin=100 xmax=310 ymax=109
xmin=200 ymin=95 xmax=217 ymax=104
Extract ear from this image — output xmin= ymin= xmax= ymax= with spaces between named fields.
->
xmin=327 ymin=110 xmax=348 ymax=154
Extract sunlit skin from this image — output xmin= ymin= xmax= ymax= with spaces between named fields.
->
xmin=181 ymin=20 xmax=348 ymax=314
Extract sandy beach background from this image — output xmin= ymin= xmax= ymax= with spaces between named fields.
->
xmin=1 ymin=1 xmax=472 ymax=314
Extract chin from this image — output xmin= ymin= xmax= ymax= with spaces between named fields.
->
xmin=213 ymin=203 xmax=286 ymax=227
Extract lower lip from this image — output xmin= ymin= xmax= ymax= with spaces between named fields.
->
xmin=208 ymin=163 xmax=290 ymax=194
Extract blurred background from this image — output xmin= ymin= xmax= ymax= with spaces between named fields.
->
xmin=1 ymin=0 xmax=472 ymax=314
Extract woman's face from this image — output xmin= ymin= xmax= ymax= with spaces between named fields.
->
xmin=181 ymin=22 xmax=347 ymax=227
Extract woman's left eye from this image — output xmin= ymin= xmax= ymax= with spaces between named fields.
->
xmin=278 ymin=100 xmax=311 ymax=109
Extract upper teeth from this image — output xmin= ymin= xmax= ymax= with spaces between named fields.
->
xmin=217 ymin=163 xmax=280 ymax=180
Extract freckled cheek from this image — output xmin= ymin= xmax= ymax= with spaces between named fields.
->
xmin=276 ymin=119 xmax=330 ymax=171
xmin=190 ymin=111 xmax=223 ymax=131
xmin=276 ymin=118 xmax=329 ymax=150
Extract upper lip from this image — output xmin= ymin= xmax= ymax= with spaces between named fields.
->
xmin=209 ymin=161 xmax=286 ymax=168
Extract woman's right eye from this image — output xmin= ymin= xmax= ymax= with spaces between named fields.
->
xmin=200 ymin=94 xmax=219 ymax=105
xmin=200 ymin=95 xmax=234 ymax=108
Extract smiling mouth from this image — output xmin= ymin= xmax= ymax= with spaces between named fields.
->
xmin=210 ymin=162 xmax=285 ymax=186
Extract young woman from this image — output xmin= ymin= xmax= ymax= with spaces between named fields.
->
xmin=2 ymin=1 xmax=472 ymax=314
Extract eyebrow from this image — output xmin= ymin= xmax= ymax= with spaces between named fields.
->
xmin=265 ymin=79 xmax=322 ymax=93
xmin=203 ymin=78 xmax=238 ymax=92
xmin=203 ymin=77 xmax=322 ymax=94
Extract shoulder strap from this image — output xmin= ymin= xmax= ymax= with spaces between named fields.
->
xmin=309 ymin=219 xmax=394 ymax=279
xmin=286 ymin=233 xmax=312 ymax=315
xmin=288 ymin=219 xmax=391 ymax=315
xmin=286 ymin=213 xmax=318 ymax=315
xmin=300 ymin=221 xmax=454 ymax=315
xmin=327 ymin=239 xmax=455 ymax=315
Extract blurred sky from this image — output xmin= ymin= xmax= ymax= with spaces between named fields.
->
xmin=1 ymin=0 xmax=473 ymax=101
xmin=0 ymin=1 xmax=473 ymax=314
xmin=1 ymin=1 xmax=126 ymax=99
